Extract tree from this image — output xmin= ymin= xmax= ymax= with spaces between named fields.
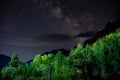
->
xmin=9 ymin=53 xmax=19 ymax=68
xmin=0 ymin=70 xmax=1 ymax=79
xmin=69 ymin=44 xmax=85 ymax=80
xmin=40 ymin=54 xmax=54 ymax=80
xmin=32 ymin=54 xmax=42 ymax=66
xmin=51 ymin=51 xmax=72 ymax=80
xmin=1 ymin=67 xmax=17 ymax=80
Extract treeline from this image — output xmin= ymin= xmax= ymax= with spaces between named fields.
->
xmin=0 ymin=29 xmax=120 ymax=80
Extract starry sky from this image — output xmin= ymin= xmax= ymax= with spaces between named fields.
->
xmin=0 ymin=0 xmax=120 ymax=61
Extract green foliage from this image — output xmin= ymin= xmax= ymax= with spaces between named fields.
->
xmin=69 ymin=44 xmax=84 ymax=79
xmin=0 ymin=70 xmax=1 ymax=79
xmin=1 ymin=67 xmax=17 ymax=80
xmin=104 ymin=33 xmax=120 ymax=74
xmin=9 ymin=53 xmax=19 ymax=68
xmin=31 ymin=54 xmax=42 ymax=68
xmin=51 ymin=51 xmax=72 ymax=80
xmin=91 ymin=40 xmax=106 ymax=77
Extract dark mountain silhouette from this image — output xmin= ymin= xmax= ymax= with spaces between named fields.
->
xmin=0 ymin=54 xmax=11 ymax=70
xmin=74 ymin=31 xmax=96 ymax=38
xmin=84 ymin=18 xmax=120 ymax=47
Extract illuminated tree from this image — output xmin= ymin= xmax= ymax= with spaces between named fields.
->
xmin=51 ymin=51 xmax=72 ymax=80
xmin=9 ymin=53 xmax=19 ymax=68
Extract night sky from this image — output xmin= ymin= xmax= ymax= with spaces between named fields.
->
xmin=0 ymin=0 xmax=120 ymax=61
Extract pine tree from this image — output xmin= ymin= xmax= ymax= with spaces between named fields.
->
xmin=9 ymin=53 xmax=19 ymax=68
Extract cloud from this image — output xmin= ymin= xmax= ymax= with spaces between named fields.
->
xmin=0 ymin=33 xmax=74 ymax=46
xmin=0 ymin=31 xmax=97 ymax=47
xmin=34 ymin=34 xmax=73 ymax=42
xmin=0 ymin=35 xmax=45 ymax=46
xmin=2 ymin=41 xmax=49 ymax=46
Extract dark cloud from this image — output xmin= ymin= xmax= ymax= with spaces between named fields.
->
xmin=0 ymin=34 xmax=73 ymax=46
xmin=35 ymin=34 xmax=73 ymax=43
xmin=0 ymin=32 xmax=93 ymax=47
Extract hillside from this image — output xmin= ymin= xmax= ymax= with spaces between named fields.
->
xmin=84 ymin=18 xmax=120 ymax=46
xmin=0 ymin=54 xmax=10 ymax=70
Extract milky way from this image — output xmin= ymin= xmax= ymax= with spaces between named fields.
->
xmin=46 ymin=0 xmax=120 ymax=35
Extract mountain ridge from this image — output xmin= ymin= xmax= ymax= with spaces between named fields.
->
xmin=84 ymin=18 xmax=120 ymax=46
xmin=0 ymin=54 xmax=11 ymax=69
